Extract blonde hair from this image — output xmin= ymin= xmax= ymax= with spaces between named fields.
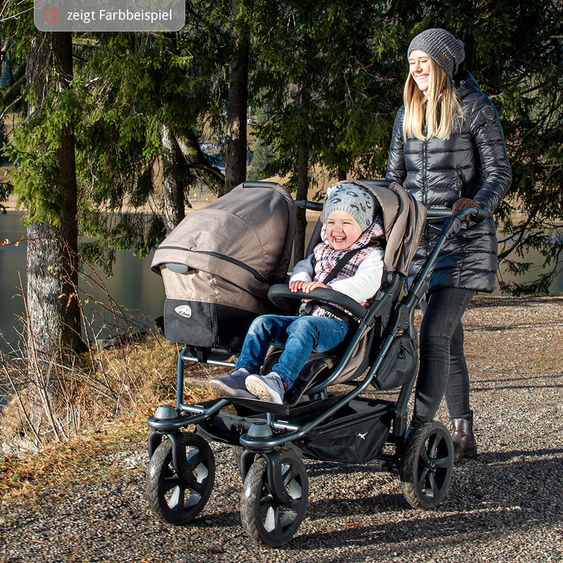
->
xmin=402 ymin=58 xmax=464 ymax=140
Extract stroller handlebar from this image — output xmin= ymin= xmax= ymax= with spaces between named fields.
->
xmin=268 ymin=284 xmax=367 ymax=321
xmin=427 ymin=207 xmax=490 ymax=222
xmin=295 ymin=199 xmax=323 ymax=212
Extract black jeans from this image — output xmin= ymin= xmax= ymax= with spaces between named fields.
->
xmin=412 ymin=287 xmax=476 ymax=427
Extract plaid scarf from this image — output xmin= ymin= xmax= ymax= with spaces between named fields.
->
xmin=309 ymin=218 xmax=385 ymax=317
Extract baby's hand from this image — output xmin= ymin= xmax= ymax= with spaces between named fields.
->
xmin=289 ymin=280 xmax=306 ymax=293
xmin=289 ymin=280 xmax=327 ymax=299
xmin=299 ymin=281 xmax=327 ymax=294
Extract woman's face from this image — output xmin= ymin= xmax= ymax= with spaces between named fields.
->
xmin=325 ymin=210 xmax=364 ymax=250
xmin=408 ymin=49 xmax=432 ymax=92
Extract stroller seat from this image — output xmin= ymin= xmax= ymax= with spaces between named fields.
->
xmin=262 ymin=270 xmax=405 ymax=406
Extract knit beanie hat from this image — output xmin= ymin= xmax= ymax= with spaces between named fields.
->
xmin=408 ymin=28 xmax=465 ymax=79
xmin=322 ymin=183 xmax=378 ymax=231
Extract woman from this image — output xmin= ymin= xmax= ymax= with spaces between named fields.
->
xmin=386 ymin=28 xmax=512 ymax=460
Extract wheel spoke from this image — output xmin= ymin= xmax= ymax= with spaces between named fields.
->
xmin=428 ymin=472 xmax=438 ymax=497
xmin=188 ymin=479 xmax=206 ymax=496
xmin=429 ymin=433 xmax=441 ymax=458
xmin=419 ymin=447 xmax=429 ymax=465
xmin=258 ymin=491 xmax=274 ymax=516
xmin=434 ymin=455 xmax=450 ymax=468
xmin=162 ymin=475 xmax=182 ymax=490
xmin=417 ymin=467 xmax=429 ymax=489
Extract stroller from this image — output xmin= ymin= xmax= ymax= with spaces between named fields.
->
xmin=145 ymin=179 xmax=488 ymax=547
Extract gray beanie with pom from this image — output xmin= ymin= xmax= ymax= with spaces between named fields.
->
xmin=322 ymin=183 xmax=377 ymax=231
xmin=408 ymin=28 xmax=465 ymax=79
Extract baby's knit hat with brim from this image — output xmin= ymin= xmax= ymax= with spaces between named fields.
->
xmin=322 ymin=183 xmax=378 ymax=231
xmin=408 ymin=28 xmax=465 ymax=79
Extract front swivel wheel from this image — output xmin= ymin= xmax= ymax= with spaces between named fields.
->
xmin=240 ymin=450 xmax=308 ymax=547
xmin=146 ymin=432 xmax=215 ymax=525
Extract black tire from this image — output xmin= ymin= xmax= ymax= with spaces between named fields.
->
xmin=146 ymin=432 xmax=215 ymax=525
xmin=400 ymin=421 xmax=454 ymax=509
xmin=240 ymin=451 xmax=308 ymax=547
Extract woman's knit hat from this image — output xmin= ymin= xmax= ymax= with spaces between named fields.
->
xmin=322 ymin=183 xmax=378 ymax=231
xmin=408 ymin=28 xmax=465 ymax=79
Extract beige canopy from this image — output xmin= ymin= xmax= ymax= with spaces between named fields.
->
xmin=351 ymin=180 xmax=426 ymax=277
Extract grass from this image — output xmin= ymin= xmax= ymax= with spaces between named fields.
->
xmin=0 ymin=332 xmax=225 ymax=501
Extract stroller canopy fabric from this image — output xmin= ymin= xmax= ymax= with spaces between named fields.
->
xmin=152 ymin=182 xmax=296 ymax=299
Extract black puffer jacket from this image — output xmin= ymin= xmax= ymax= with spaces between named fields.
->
xmin=385 ymin=73 xmax=512 ymax=293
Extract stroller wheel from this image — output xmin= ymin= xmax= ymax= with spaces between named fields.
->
xmin=146 ymin=432 xmax=215 ymax=525
xmin=240 ymin=451 xmax=308 ymax=547
xmin=400 ymin=421 xmax=454 ymax=509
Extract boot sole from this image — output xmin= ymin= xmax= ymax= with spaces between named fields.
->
xmin=245 ymin=376 xmax=283 ymax=404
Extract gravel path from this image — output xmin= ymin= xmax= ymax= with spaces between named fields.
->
xmin=1 ymin=296 xmax=562 ymax=562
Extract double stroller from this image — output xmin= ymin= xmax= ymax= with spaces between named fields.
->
xmin=146 ymin=179 xmax=481 ymax=547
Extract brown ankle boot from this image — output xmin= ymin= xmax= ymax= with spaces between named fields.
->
xmin=451 ymin=418 xmax=477 ymax=462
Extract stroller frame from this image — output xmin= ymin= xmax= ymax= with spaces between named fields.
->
xmin=146 ymin=195 xmax=488 ymax=547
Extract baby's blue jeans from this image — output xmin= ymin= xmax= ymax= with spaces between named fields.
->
xmin=235 ymin=314 xmax=351 ymax=388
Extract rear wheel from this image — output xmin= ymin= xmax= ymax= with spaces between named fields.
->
xmin=400 ymin=421 xmax=454 ymax=509
xmin=146 ymin=432 xmax=215 ymax=525
xmin=240 ymin=451 xmax=308 ymax=547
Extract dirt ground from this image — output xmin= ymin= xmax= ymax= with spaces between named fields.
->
xmin=1 ymin=295 xmax=562 ymax=562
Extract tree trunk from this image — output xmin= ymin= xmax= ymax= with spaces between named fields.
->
xmin=294 ymin=146 xmax=309 ymax=264
xmin=176 ymin=129 xmax=224 ymax=195
xmin=293 ymin=83 xmax=311 ymax=263
xmin=224 ymin=0 xmax=249 ymax=195
xmin=26 ymin=32 xmax=84 ymax=362
xmin=161 ymin=124 xmax=186 ymax=233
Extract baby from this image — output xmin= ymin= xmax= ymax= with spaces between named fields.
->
xmin=210 ymin=183 xmax=385 ymax=404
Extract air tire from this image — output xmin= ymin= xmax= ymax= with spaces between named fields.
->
xmin=146 ymin=432 xmax=215 ymax=525
xmin=400 ymin=421 xmax=454 ymax=509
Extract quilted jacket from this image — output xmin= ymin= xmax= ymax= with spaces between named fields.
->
xmin=385 ymin=73 xmax=512 ymax=292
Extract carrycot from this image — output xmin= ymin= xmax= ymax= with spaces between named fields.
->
xmin=152 ymin=181 xmax=296 ymax=350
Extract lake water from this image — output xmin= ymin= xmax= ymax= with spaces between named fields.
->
xmin=0 ymin=211 xmax=165 ymax=351
xmin=1 ymin=209 xmax=561 ymax=351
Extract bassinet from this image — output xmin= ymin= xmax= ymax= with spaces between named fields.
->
xmin=152 ymin=181 xmax=296 ymax=349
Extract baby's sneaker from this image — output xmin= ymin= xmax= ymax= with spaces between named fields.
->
xmin=245 ymin=372 xmax=285 ymax=404
xmin=209 ymin=368 xmax=254 ymax=399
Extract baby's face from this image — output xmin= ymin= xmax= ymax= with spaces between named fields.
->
xmin=325 ymin=210 xmax=363 ymax=250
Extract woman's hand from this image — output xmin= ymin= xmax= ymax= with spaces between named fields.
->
xmin=452 ymin=198 xmax=480 ymax=214
xmin=452 ymin=198 xmax=481 ymax=222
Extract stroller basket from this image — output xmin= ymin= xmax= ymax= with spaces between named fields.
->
xmin=197 ymin=395 xmax=394 ymax=464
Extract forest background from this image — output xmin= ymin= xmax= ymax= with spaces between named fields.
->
xmin=0 ymin=0 xmax=561 ymax=449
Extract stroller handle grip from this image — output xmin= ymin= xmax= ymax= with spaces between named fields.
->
xmin=268 ymin=284 xmax=367 ymax=321
xmin=427 ymin=207 xmax=490 ymax=221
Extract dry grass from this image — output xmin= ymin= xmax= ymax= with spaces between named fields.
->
xmin=0 ymin=332 xmax=228 ymax=501
xmin=0 ymin=332 xmax=222 ymax=453
xmin=0 ymin=415 xmax=143 ymax=500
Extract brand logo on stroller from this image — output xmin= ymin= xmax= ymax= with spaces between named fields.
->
xmin=175 ymin=305 xmax=193 ymax=318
